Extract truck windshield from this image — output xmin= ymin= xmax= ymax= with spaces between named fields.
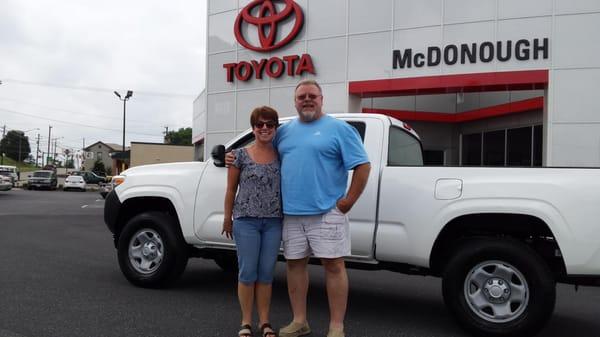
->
xmin=33 ymin=172 xmax=52 ymax=178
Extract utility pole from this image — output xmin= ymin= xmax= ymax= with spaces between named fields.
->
xmin=17 ymin=132 xmax=22 ymax=164
xmin=0 ymin=76 xmax=3 ymax=165
xmin=53 ymin=138 xmax=58 ymax=163
xmin=0 ymin=124 xmax=5 ymax=165
xmin=36 ymin=134 xmax=40 ymax=167
xmin=47 ymin=125 xmax=52 ymax=166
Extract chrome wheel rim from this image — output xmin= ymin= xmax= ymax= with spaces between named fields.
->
xmin=128 ymin=229 xmax=164 ymax=274
xmin=464 ymin=260 xmax=529 ymax=323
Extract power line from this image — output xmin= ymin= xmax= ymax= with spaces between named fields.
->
xmin=0 ymin=107 xmax=162 ymax=137
xmin=1 ymin=78 xmax=196 ymax=99
xmin=0 ymin=96 xmax=174 ymax=126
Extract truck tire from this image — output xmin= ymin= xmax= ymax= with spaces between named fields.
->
xmin=117 ymin=212 xmax=188 ymax=288
xmin=442 ymin=238 xmax=555 ymax=337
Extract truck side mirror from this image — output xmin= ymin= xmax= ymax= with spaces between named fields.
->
xmin=211 ymin=145 xmax=226 ymax=167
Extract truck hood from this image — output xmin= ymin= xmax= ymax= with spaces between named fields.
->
xmin=121 ymin=161 xmax=207 ymax=176
xmin=116 ymin=161 xmax=208 ymax=197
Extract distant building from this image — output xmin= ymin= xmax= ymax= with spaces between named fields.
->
xmin=83 ymin=141 xmax=130 ymax=175
xmin=130 ymin=142 xmax=194 ymax=167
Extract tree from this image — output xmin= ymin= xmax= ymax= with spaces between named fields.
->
xmin=92 ymin=159 xmax=106 ymax=175
xmin=0 ymin=130 xmax=31 ymax=162
xmin=164 ymin=127 xmax=192 ymax=145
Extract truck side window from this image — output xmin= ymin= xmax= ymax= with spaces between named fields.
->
xmin=388 ymin=126 xmax=423 ymax=166
xmin=347 ymin=121 xmax=366 ymax=142
xmin=228 ymin=132 xmax=255 ymax=151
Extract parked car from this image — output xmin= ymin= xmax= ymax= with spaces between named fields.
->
xmin=43 ymin=164 xmax=57 ymax=172
xmin=70 ymin=171 xmax=107 ymax=184
xmin=27 ymin=170 xmax=58 ymax=190
xmin=99 ymin=178 xmax=115 ymax=199
xmin=0 ymin=165 xmax=19 ymax=186
xmin=63 ymin=175 xmax=86 ymax=192
xmin=105 ymin=114 xmax=600 ymax=337
xmin=0 ymin=175 xmax=12 ymax=191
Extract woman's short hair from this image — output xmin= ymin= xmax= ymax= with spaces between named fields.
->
xmin=250 ymin=106 xmax=279 ymax=127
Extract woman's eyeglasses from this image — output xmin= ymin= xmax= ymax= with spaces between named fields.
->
xmin=253 ymin=122 xmax=277 ymax=129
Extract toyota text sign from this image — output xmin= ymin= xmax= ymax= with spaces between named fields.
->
xmin=224 ymin=0 xmax=315 ymax=82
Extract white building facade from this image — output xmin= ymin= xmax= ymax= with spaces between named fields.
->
xmin=193 ymin=0 xmax=600 ymax=167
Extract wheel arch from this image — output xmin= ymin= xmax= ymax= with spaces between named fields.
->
xmin=429 ymin=213 xmax=567 ymax=279
xmin=114 ymin=196 xmax=183 ymax=246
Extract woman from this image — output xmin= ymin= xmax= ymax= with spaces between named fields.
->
xmin=222 ymin=106 xmax=282 ymax=337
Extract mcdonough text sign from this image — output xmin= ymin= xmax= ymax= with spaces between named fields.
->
xmin=393 ymin=38 xmax=549 ymax=69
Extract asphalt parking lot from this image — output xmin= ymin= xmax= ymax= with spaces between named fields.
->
xmin=1 ymin=189 xmax=599 ymax=337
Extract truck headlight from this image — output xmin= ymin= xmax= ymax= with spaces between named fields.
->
xmin=112 ymin=176 xmax=125 ymax=188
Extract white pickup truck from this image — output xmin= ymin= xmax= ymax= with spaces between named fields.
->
xmin=104 ymin=113 xmax=600 ymax=337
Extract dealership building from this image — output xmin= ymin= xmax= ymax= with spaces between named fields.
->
xmin=193 ymin=0 xmax=600 ymax=167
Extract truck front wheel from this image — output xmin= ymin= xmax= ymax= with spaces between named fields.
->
xmin=117 ymin=212 xmax=188 ymax=288
xmin=442 ymin=238 xmax=555 ymax=337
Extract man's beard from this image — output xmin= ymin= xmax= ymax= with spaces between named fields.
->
xmin=298 ymin=108 xmax=317 ymax=122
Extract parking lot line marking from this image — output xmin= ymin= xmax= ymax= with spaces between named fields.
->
xmin=81 ymin=205 xmax=88 ymax=208
xmin=95 ymin=199 xmax=102 ymax=202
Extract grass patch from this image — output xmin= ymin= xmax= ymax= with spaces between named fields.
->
xmin=0 ymin=157 xmax=41 ymax=172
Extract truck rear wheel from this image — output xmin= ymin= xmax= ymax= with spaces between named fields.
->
xmin=442 ymin=238 xmax=555 ymax=337
xmin=117 ymin=212 xmax=188 ymax=288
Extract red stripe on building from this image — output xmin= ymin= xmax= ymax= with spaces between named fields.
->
xmin=349 ymin=70 xmax=548 ymax=97
xmin=363 ymin=97 xmax=543 ymax=123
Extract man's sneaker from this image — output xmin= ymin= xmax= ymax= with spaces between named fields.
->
xmin=279 ymin=321 xmax=311 ymax=337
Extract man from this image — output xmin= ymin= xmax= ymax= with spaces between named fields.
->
xmin=228 ymin=79 xmax=371 ymax=337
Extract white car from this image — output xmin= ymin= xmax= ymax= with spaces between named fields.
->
xmin=0 ymin=175 xmax=12 ymax=191
xmin=63 ymin=175 xmax=86 ymax=192
xmin=0 ymin=166 xmax=18 ymax=187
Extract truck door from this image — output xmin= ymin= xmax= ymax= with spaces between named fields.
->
xmin=342 ymin=117 xmax=383 ymax=260
xmin=193 ymin=132 xmax=256 ymax=246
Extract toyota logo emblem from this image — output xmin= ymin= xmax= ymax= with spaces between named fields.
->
xmin=234 ymin=0 xmax=304 ymax=52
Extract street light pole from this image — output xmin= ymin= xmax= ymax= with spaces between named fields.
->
xmin=114 ymin=90 xmax=133 ymax=152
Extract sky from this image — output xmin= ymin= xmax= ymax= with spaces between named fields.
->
xmin=0 ymin=0 xmax=207 ymax=163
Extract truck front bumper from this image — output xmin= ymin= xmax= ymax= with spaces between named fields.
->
xmin=103 ymin=190 xmax=122 ymax=241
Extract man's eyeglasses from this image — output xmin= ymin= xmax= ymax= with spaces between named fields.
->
xmin=253 ymin=121 xmax=277 ymax=129
xmin=295 ymin=94 xmax=321 ymax=101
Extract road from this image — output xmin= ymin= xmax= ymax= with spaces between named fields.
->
xmin=1 ymin=189 xmax=599 ymax=337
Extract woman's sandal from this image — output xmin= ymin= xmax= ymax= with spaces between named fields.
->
xmin=260 ymin=323 xmax=277 ymax=337
xmin=238 ymin=324 xmax=253 ymax=337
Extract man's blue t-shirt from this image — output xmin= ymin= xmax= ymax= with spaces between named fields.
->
xmin=274 ymin=115 xmax=369 ymax=215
